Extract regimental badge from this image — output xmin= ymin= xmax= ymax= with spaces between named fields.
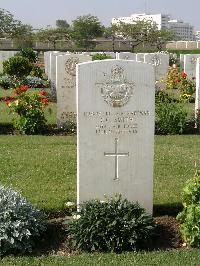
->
xmin=96 ymin=65 xmax=135 ymax=108
xmin=151 ymin=55 xmax=161 ymax=66
xmin=190 ymin=57 xmax=197 ymax=65
xmin=65 ymin=57 xmax=79 ymax=76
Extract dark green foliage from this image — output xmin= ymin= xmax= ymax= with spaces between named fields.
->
xmin=3 ymin=56 xmax=33 ymax=79
xmin=30 ymin=65 xmax=43 ymax=78
xmin=92 ymin=53 xmax=113 ymax=61
xmin=71 ymin=14 xmax=103 ymax=50
xmin=177 ymin=173 xmax=200 ymax=247
xmin=17 ymin=48 xmax=37 ymax=63
xmin=155 ymin=90 xmax=178 ymax=103
xmin=155 ymin=100 xmax=188 ymax=135
xmin=68 ymin=195 xmax=155 ymax=252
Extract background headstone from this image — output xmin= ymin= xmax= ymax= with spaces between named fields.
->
xmin=56 ymin=54 xmax=92 ymax=128
xmin=144 ymin=53 xmax=169 ymax=81
xmin=195 ymin=58 xmax=200 ymax=120
xmin=117 ymin=52 xmax=136 ymax=60
xmin=184 ymin=54 xmax=200 ymax=78
xmin=77 ymin=60 xmax=155 ymax=213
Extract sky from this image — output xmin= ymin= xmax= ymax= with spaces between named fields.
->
xmin=0 ymin=0 xmax=200 ymax=30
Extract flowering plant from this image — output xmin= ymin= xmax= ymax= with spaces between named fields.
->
xmin=5 ymin=86 xmax=49 ymax=134
xmin=164 ymin=67 xmax=195 ymax=102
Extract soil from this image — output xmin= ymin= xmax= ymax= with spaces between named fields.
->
xmin=32 ymin=215 xmax=183 ymax=256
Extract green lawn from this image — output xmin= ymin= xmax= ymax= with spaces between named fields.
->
xmin=0 ymin=135 xmax=199 ymax=212
xmin=1 ymin=249 xmax=200 ymax=265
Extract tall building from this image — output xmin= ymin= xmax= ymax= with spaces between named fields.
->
xmin=112 ymin=13 xmax=194 ymax=41
xmin=167 ymin=20 xmax=194 ymax=40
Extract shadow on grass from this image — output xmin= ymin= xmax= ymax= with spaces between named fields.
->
xmin=153 ymin=202 xmax=183 ymax=217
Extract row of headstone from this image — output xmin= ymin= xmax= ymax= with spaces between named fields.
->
xmin=195 ymin=58 xmax=200 ymax=117
xmin=44 ymin=51 xmax=169 ymax=129
xmin=180 ymin=54 xmax=200 ymax=118
xmin=0 ymin=51 xmax=18 ymax=73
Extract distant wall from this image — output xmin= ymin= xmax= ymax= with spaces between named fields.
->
xmin=166 ymin=41 xmax=200 ymax=50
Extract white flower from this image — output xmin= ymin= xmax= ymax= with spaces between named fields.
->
xmin=73 ymin=214 xmax=81 ymax=220
xmin=65 ymin=201 xmax=75 ymax=207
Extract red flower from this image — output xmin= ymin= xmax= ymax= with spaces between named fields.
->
xmin=20 ymin=85 xmax=29 ymax=92
xmin=181 ymin=73 xmax=187 ymax=77
xmin=6 ymin=101 xmax=11 ymax=106
xmin=175 ymin=78 xmax=181 ymax=83
xmin=41 ymin=98 xmax=49 ymax=104
xmin=39 ymin=90 xmax=48 ymax=96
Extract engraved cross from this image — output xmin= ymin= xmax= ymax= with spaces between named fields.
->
xmin=104 ymin=138 xmax=129 ymax=181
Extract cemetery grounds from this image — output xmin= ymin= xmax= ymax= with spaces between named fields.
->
xmin=0 ymin=87 xmax=200 ymax=265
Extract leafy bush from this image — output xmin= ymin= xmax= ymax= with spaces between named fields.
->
xmin=155 ymin=90 xmax=178 ymax=103
xmin=0 ymin=74 xmax=15 ymax=89
xmin=5 ymin=86 xmax=49 ymax=134
xmin=30 ymin=65 xmax=43 ymax=78
xmin=0 ymin=184 xmax=45 ymax=255
xmin=92 ymin=53 xmax=113 ymax=61
xmin=17 ymin=48 xmax=38 ymax=63
xmin=177 ymin=172 xmax=200 ymax=247
xmin=3 ymin=56 xmax=33 ymax=80
xmin=67 ymin=195 xmax=155 ymax=252
xmin=25 ymin=76 xmax=45 ymax=88
xmin=155 ymin=101 xmax=188 ymax=134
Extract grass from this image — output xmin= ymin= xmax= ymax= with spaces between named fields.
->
xmin=1 ymin=249 xmax=200 ymax=265
xmin=0 ymin=135 xmax=199 ymax=213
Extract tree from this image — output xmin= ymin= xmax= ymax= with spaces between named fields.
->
xmin=103 ymin=24 xmax=119 ymax=52
xmin=117 ymin=20 xmax=160 ymax=52
xmin=0 ymin=8 xmax=21 ymax=38
xmin=56 ymin=19 xmax=70 ymax=29
xmin=148 ymin=29 xmax=175 ymax=51
xmin=35 ymin=28 xmax=71 ymax=50
xmin=11 ymin=24 xmax=34 ymax=48
xmin=71 ymin=15 xmax=103 ymax=50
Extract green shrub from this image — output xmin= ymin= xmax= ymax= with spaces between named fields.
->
xmin=155 ymin=101 xmax=188 ymax=134
xmin=3 ymin=56 xmax=33 ymax=80
xmin=177 ymin=172 xmax=200 ymax=247
xmin=17 ymin=48 xmax=38 ymax=63
xmin=92 ymin=53 xmax=113 ymax=61
xmin=0 ymin=184 xmax=45 ymax=255
xmin=30 ymin=65 xmax=43 ymax=78
xmin=67 ymin=195 xmax=155 ymax=252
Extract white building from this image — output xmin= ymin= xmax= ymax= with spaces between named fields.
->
xmin=112 ymin=13 xmax=170 ymax=30
xmin=112 ymin=13 xmax=194 ymax=41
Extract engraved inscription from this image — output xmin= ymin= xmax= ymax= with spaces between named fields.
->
xmin=96 ymin=65 xmax=135 ymax=108
xmin=151 ymin=55 xmax=161 ymax=66
xmin=64 ymin=57 xmax=79 ymax=88
xmin=104 ymin=138 xmax=129 ymax=180
xmin=83 ymin=110 xmax=150 ymax=135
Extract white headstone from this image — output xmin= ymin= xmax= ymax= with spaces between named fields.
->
xmin=184 ymin=54 xmax=200 ymax=79
xmin=56 ymin=54 xmax=92 ymax=128
xmin=195 ymin=58 xmax=200 ymax=118
xmin=77 ymin=60 xmax=155 ymax=214
xmin=0 ymin=51 xmax=17 ymax=73
xmin=136 ymin=53 xmax=145 ymax=62
xmin=117 ymin=52 xmax=136 ymax=60
xmin=144 ymin=53 xmax=169 ymax=81
xmin=180 ymin=54 xmax=184 ymax=71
